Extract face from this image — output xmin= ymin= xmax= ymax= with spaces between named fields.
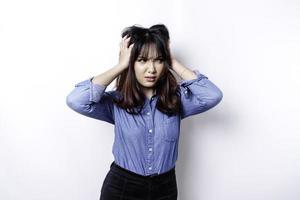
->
xmin=134 ymin=44 xmax=165 ymax=89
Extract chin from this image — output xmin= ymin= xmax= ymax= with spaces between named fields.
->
xmin=141 ymin=82 xmax=156 ymax=87
xmin=145 ymin=81 xmax=156 ymax=85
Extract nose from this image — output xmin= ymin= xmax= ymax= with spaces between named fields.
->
xmin=147 ymin=61 xmax=156 ymax=73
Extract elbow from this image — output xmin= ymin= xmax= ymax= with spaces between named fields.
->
xmin=66 ymin=93 xmax=92 ymax=114
xmin=214 ymin=89 xmax=223 ymax=104
xmin=66 ymin=94 xmax=76 ymax=110
xmin=66 ymin=94 xmax=82 ymax=112
xmin=206 ymin=89 xmax=223 ymax=108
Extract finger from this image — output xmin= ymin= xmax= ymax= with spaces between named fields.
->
xmin=129 ymin=43 xmax=134 ymax=48
xmin=126 ymin=41 xmax=134 ymax=48
xmin=122 ymin=36 xmax=129 ymax=45
xmin=125 ymin=36 xmax=131 ymax=41
xmin=121 ymin=35 xmax=127 ymax=42
xmin=123 ymin=34 xmax=129 ymax=40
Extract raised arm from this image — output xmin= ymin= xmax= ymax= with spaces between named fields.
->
xmin=66 ymin=34 xmax=134 ymax=124
xmin=171 ymin=59 xmax=223 ymax=120
xmin=66 ymin=64 xmax=126 ymax=124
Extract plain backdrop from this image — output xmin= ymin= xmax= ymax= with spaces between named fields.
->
xmin=1 ymin=0 xmax=300 ymax=200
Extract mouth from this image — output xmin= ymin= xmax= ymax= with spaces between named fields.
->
xmin=145 ymin=76 xmax=156 ymax=82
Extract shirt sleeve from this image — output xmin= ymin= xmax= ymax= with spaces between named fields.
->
xmin=179 ymin=69 xmax=223 ymax=120
xmin=66 ymin=77 xmax=115 ymax=124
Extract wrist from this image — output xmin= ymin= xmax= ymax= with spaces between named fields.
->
xmin=115 ymin=63 xmax=127 ymax=70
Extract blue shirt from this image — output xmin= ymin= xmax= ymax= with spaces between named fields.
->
xmin=66 ymin=69 xmax=223 ymax=176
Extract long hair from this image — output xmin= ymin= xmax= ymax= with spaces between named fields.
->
xmin=112 ymin=24 xmax=182 ymax=116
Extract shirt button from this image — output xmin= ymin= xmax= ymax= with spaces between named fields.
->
xmin=184 ymin=90 xmax=188 ymax=94
xmin=149 ymin=129 xmax=152 ymax=133
xmin=147 ymin=112 xmax=150 ymax=115
xmin=149 ymin=148 xmax=152 ymax=151
xmin=149 ymin=167 xmax=152 ymax=170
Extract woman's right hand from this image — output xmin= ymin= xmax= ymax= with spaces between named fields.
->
xmin=118 ymin=34 xmax=134 ymax=68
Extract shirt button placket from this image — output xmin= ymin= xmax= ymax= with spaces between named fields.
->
xmin=146 ymin=106 xmax=154 ymax=175
xmin=148 ymin=128 xmax=154 ymax=174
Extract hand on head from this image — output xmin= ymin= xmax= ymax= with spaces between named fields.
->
xmin=118 ymin=34 xmax=134 ymax=68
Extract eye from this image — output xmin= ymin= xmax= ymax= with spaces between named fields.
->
xmin=156 ymin=59 xmax=164 ymax=63
xmin=138 ymin=58 xmax=147 ymax=63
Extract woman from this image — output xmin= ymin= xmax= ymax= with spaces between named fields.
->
xmin=66 ymin=24 xmax=223 ymax=200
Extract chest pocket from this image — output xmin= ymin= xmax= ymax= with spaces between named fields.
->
xmin=163 ymin=115 xmax=180 ymax=142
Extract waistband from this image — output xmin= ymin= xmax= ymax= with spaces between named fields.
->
xmin=109 ymin=161 xmax=175 ymax=181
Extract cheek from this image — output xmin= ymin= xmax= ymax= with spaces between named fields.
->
xmin=157 ymin=65 xmax=165 ymax=75
xmin=134 ymin=63 xmax=145 ymax=73
xmin=133 ymin=66 xmax=144 ymax=80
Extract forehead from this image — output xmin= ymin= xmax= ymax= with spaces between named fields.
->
xmin=138 ymin=43 xmax=162 ymax=58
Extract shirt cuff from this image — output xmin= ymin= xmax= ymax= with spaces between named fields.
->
xmin=88 ymin=76 xmax=107 ymax=102
xmin=179 ymin=69 xmax=208 ymax=87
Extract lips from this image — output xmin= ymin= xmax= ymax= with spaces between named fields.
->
xmin=145 ymin=76 xmax=156 ymax=82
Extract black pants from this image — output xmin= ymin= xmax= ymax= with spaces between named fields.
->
xmin=99 ymin=161 xmax=178 ymax=200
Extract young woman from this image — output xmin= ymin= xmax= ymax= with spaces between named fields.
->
xmin=66 ymin=24 xmax=223 ymax=200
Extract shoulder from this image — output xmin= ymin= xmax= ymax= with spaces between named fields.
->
xmin=104 ymin=90 xmax=123 ymax=101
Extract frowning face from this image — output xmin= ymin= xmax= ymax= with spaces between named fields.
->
xmin=134 ymin=43 xmax=165 ymax=89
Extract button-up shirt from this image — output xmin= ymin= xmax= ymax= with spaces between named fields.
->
xmin=66 ymin=69 xmax=223 ymax=176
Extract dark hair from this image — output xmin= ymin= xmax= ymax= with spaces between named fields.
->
xmin=112 ymin=23 xmax=181 ymax=116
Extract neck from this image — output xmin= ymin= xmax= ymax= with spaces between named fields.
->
xmin=142 ymin=87 xmax=156 ymax=100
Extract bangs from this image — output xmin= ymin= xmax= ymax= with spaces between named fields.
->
xmin=138 ymin=43 xmax=163 ymax=59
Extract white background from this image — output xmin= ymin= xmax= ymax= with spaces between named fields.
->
xmin=1 ymin=0 xmax=300 ymax=199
